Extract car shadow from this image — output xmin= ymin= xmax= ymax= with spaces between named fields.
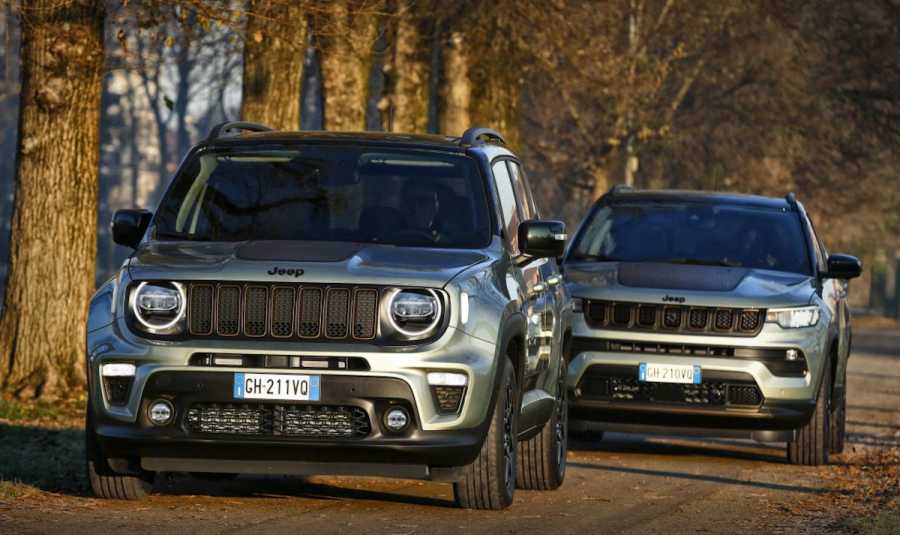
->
xmin=569 ymin=432 xmax=787 ymax=464
xmin=0 ymin=423 xmax=89 ymax=497
xmin=156 ymin=474 xmax=456 ymax=508
xmin=565 ymin=461 xmax=829 ymax=495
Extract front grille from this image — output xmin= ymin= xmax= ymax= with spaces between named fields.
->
xmin=187 ymin=283 xmax=380 ymax=341
xmin=740 ymin=310 xmax=761 ymax=331
xmin=587 ymin=301 xmax=607 ymax=324
xmin=689 ymin=308 xmax=708 ymax=330
xmin=612 ymin=303 xmax=631 ymax=325
xmin=637 ymin=305 xmax=656 ymax=327
xmin=577 ymin=373 xmax=763 ymax=407
xmin=185 ymin=403 xmax=371 ymax=438
xmin=584 ymin=300 xmax=765 ymax=336
xmin=186 ymin=404 xmax=273 ymax=435
xmin=728 ymin=385 xmax=763 ymax=406
xmin=714 ymin=309 xmax=734 ymax=331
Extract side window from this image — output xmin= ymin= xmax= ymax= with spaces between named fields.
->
xmin=492 ymin=161 xmax=521 ymax=254
xmin=508 ymin=162 xmax=538 ymax=220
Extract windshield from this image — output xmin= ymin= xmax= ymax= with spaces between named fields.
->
xmin=154 ymin=146 xmax=492 ymax=248
xmin=569 ymin=202 xmax=812 ymax=275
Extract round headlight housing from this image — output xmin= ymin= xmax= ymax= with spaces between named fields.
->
xmin=388 ymin=289 xmax=442 ymax=338
xmin=132 ymin=282 xmax=186 ymax=331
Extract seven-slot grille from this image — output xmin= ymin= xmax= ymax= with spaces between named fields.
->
xmin=585 ymin=300 xmax=764 ymax=335
xmin=187 ymin=283 xmax=379 ymax=341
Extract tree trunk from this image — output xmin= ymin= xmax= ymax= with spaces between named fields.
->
xmin=437 ymin=7 xmax=520 ymax=150
xmin=383 ymin=0 xmax=434 ymax=133
xmin=317 ymin=0 xmax=382 ymax=131
xmin=0 ymin=0 xmax=105 ymax=399
xmin=240 ymin=0 xmax=308 ymax=131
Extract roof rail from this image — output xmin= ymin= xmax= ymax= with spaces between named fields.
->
xmin=608 ymin=184 xmax=636 ymax=195
xmin=460 ymin=127 xmax=506 ymax=147
xmin=208 ymin=121 xmax=274 ymax=141
xmin=785 ymin=192 xmax=797 ymax=207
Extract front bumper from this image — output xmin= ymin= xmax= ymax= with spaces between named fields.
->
xmin=567 ymin=316 xmax=829 ymax=440
xmin=87 ymin=317 xmax=502 ymax=478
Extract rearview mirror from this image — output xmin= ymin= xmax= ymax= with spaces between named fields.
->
xmin=518 ymin=220 xmax=567 ymax=261
xmin=821 ymin=254 xmax=862 ymax=280
xmin=112 ymin=209 xmax=152 ymax=248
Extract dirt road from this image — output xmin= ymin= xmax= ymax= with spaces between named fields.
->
xmin=2 ymin=326 xmax=898 ymax=535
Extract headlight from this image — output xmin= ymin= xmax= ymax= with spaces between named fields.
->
xmin=387 ymin=288 xmax=443 ymax=338
xmin=766 ymin=306 xmax=820 ymax=329
xmin=131 ymin=282 xmax=186 ymax=332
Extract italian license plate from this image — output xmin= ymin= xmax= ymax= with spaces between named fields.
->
xmin=233 ymin=373 xmax=320 ymax=401
xmin=639 ymin=363 xmax=701 ymax=384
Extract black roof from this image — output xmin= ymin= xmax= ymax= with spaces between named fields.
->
xmin=605 ymin=189 xmax=794 ymax=210
xmin=204 ymin=130 xmax=472 ymax=153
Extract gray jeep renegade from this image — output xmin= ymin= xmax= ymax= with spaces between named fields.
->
xmin=562 ymin=186 xmax=862 ymax=466
xmin=86 ymin=123 xmax=572 ymax=509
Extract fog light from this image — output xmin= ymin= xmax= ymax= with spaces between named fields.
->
xmin=149 ymin=400 xmax=174 ymax=426
xmin=385 ymin=407 xmax=409 ymax=432
xmin=786 ymin=349 xmax=799 ymax=361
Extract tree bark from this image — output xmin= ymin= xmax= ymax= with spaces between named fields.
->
xmin=382 ymin=0 xmax=434 ymax=133
xmin=437 ymin=6 xmax=520 ymax=150
xmin=240 ymin=0 xmax=308 ymax=131
xmin=317 ymin=0 xmax=382 ymax=131
xmin=0 ymin=0 xmax=105 ymax=399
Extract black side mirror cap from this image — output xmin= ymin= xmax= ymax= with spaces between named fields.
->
xmin=821 ymin=254 xmax=862 ymax=280
xmin=112 ymin=209 xmax=152 ymax=248
xmin=518 ymin=220 xmax=567 ymax=261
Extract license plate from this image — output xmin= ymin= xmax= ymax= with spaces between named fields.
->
xmin=639 ymin=363 xmax=701 ymax=384
xmin=233 ymin=373 xmax=320 ymax=401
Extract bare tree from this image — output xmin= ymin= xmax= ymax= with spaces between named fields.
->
xmin=0 ymin=0 xmax=105 ymax=399
xmin=240 ymin=0 xmax=308 ymax=130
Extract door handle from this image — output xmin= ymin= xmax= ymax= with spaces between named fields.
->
xmin=547 ymin=275 xmax=562 ymax=286
xmin=533 ymin=282 xmax=548 ymax=293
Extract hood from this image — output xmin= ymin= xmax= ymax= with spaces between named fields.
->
xmin=564 ymin=261 xmax=816 ymax=308
xmin=126 ymin=240 xmax=488 ymax=288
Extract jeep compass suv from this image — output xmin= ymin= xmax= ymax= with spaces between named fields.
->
xmin=562 ymin=186 xmax=861 ymax=465
xmin=86 ymin=123 xmax=572 ymax=509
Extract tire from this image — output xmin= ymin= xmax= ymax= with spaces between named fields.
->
xmin=454 ymin=357 xmax=517 ymax=510
xmin=787 ymin=358 xmax=831 ymax=466
xmin=517 ymin=357 xmax=567 ymax=491
xmin=829 ymin=366 xmax=847 ymax=455
xmin=86 ymin=410 xmax=155 ymax=500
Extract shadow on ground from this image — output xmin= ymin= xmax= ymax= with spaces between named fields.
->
xmin=0 ymin=423 xmax=86 ymax=495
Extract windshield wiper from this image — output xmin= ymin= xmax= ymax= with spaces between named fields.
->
xmin=644 ymin=258 xmax=742 ymax=267
xmin=155 ymin=230 xmax=211 ymax=242
xmin=569 ymin=253 xmax=622 ymax=262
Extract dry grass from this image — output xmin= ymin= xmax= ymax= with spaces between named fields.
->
xmin=0 ymin=395 xmax=87 ymax=502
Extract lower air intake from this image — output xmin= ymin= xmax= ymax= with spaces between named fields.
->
xmin=185 ymin=403 xmax=371 ymax=438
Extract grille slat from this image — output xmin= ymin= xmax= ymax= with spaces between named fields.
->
xmin=271 ymin=287 xmax=295 ymax=338
xmin=189 ymin=285 xmax=213 ymax=335
xmin=325 ymin=289 xmax=350 ymax=339
xmin=298 ymin=287 xmax=323 ymax=338
xmin=584 ymin=301 xmax=765 ymax=336
xmin=352 ymin=289 xmax=378 ymax=339
xmin=244 ymin=286 xmax=268 ymax=336
xmin=217 ymin=286 xmax=241 ymax=336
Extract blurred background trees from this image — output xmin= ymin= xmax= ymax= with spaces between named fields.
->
xmin=0 ymin=0 xmax=900 ymax=396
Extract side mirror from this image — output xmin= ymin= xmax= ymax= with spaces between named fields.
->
xmin=519 ymin=220 xmax=567 ymax=261
xmin=111 ymin=209 xmax=152 ymax=248
xmin=821 ymin=254 xmax=862 ymax=280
